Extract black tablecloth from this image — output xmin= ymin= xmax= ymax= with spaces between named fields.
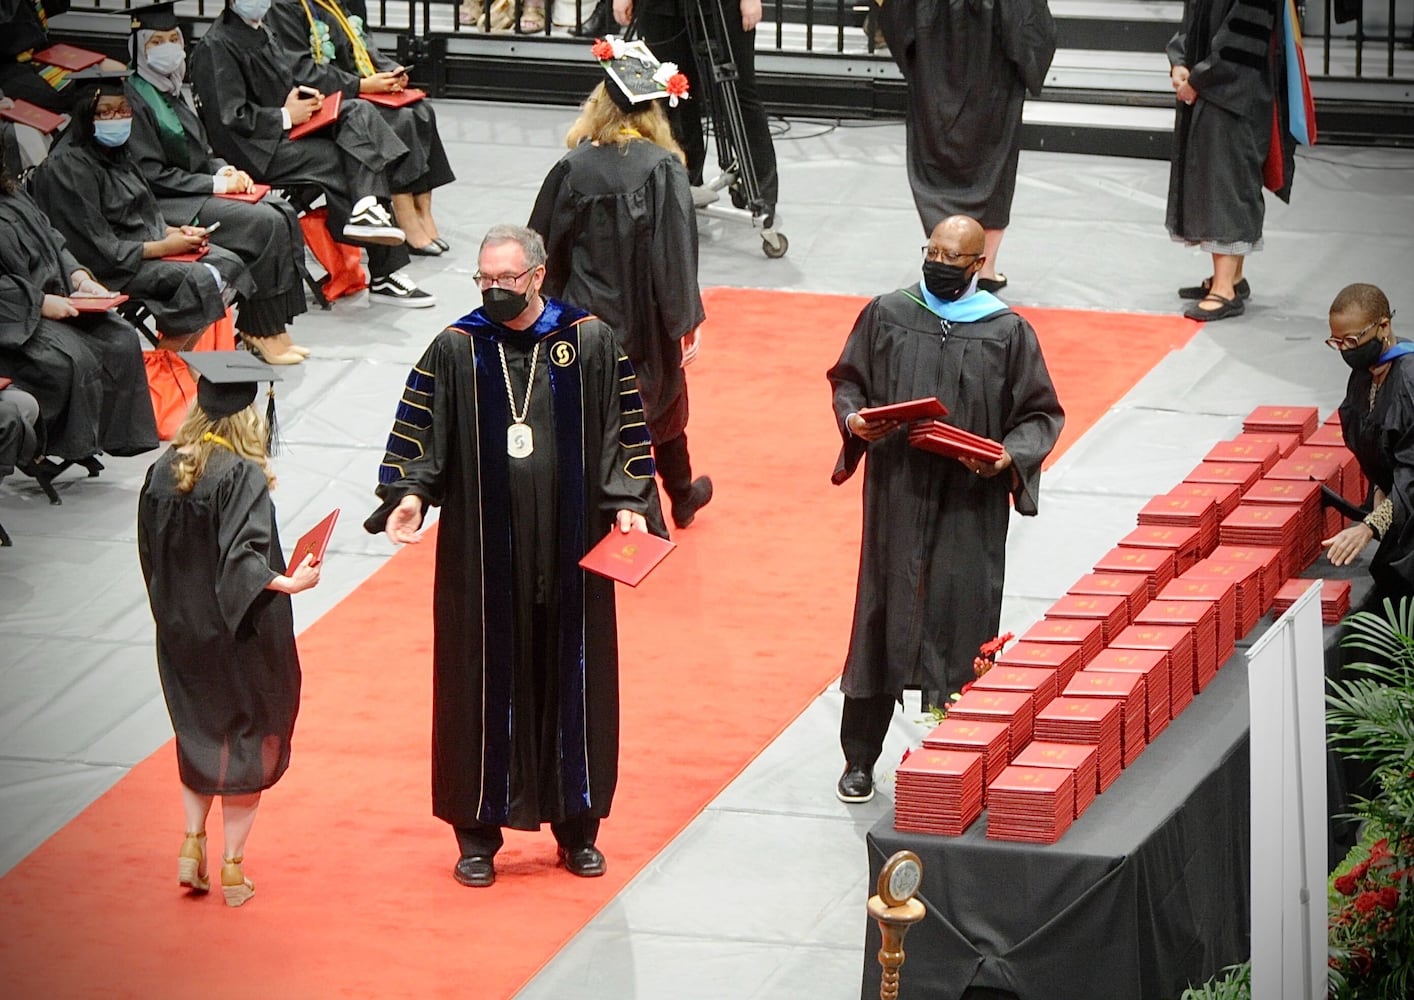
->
xmin=862 ymin=564 xmax=1376 ymax=1000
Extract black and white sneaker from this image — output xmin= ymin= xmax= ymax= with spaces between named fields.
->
xmin=369 ymin=270 xmax=436 ymax=309
xmin=343 ymin=196 xmax=405 ymax=247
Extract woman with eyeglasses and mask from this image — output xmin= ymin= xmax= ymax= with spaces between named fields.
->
xmin=1322 ymin=282 xmax=1414 ymax=603
xmin=30 ymin=68 xmax=254 ymax=349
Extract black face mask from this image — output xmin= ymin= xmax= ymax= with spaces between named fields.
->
xmin=482 ymin=286 xmax=529 ymax=324
xmin=1341 ymin=337 xmax=1386 ymax=371
xmin=922 ymin=260 xmax=974 ymax=302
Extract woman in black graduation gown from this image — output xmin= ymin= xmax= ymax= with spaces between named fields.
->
xmin=30 ymin=70 xmax=255 ymax=344
xmin=0 ymin=152 xmax=158 ymax=465
xmin=126 ymin=4 xmax=310 ymax=364
xmin=138 ymin=352 xmax=321 ymax=907
xmin=266 ymin=0 xmax=455 ymax=255
xmin=529 ymin=53 xmax=712 ymax=530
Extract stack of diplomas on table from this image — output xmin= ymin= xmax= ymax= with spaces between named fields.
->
xmin=907 ymin=420 xmax=1005 ymax=464
xmin=923 ymin=719 xmax=1011 ymax=804
xmin=1012 ymin=741 xmax=1099 ymax=817
xmin=1243 ymin=404 xmax=1319 ymax=440
xmin=893 ymin=747 xmax=985 ymax=837
xmin=1205 ymin=435 xmax=1282 ymax=473
xmin=1243 ymin=477 xmax=1324 ymax=568
xmin=1159 ymin=577 xmax=1238 ymax=664
xmin=1033 ymin=697 xmax=1123 ymax=792
xmin=1138 ymin=491 xmax=1221 ymax=555
xmin=1016 ymin=618 xmax=1105 ymax=671
xmin=1303 ymin=429 xmax=1368 ymax=508
xmin=973 ymin=665 xmax=1059 ymax=722
xmin=1246 ymin=431 xmax=1302 ymax=459
xmin=1062 ymin=671 xmax=1147 ymax=767
xmin=1186 ymin=556 xmax=1265 ymax=639
xmin=1207 ymin=544 xmax=1284 ymax=615
xmin=1094 ymin=544 xmax=1177 ymax=600
xmin=1119 ymin=524 xmax=1204 ymax=574
xmin=1111 ymin=624 xmax=1195 ymax=717
xmin=1044 ymin=592 xmax=1130 ymax=645
xmin=1137 ymin=599 xmax=1218 ymax=693
xmin=985 ymin=765 xmax=1076 ymax=844
xmin=1087 ymin=647 xmax=1171 ymax=742
xmin=1273 ymin=578 xmax=1352 ymax=625
xmin=1173 ymin=479 xmax=1242 ymax=521
xmin=947 ymin=689 xmax=1034 ymax=753
xmin=1269 ymin=451 xmax=1348 ymax=539
xmin=1218 ymin=503 xmax=1305 ymax=579
xmin=996 ymin=640 xmax=1083 ymax=691
xmin=1067 ymin=571 xmax=1150 ymax=620
xmin=1305 ymin=422 xmax=1346 ymax=449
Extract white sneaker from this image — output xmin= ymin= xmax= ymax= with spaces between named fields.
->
xmin=344 ymin=197 xmax=406 ymax=247
xmin=369 ymin=270 xmax=436 ymax=308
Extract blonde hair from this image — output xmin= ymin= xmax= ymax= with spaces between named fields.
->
xmin=565 ymin=83 xmax=686 ymax=166
xmin=171 ymin=401 xmax=275 ymax=493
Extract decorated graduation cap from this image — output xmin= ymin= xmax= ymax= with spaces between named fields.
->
xmin=181 ymin=350 xmax=282 ymax=422
xmin=66 ymin=66 xmax=132 ymax=96
xmin=591 ymin=36 xmax=689 ymax=113
xmin=125 ymin=0 xmax=181 ymax=30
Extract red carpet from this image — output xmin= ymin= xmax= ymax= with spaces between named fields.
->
xmin=0 ymin=289 xmax=1194 ymax=998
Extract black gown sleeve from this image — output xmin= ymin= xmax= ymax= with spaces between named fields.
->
xmin=127 ymin=94 xmax=221 ymax=199
xmin=1000 ymin=316 xmax=1064 ymax=516
xmin=189 ymin=35 xmax=287 ymax=144
xmin=527 ymin=156 xmax=573 ymax=300
xmin=1183 ymin=0 xmax=1278 ymax=116
xmin=827 ymin=297 xmax=881 ymax=484
xmin=589 ymin=321 xmax=668 ymax=537
xmin=1373 ymin=370 xmax=1414 ymax=591
xmin=215 ymin=458 xmax=281 ymax=633
xmin=0 ymin=272 xmax=42 ymax=349
xmin=650 ymin=158 xmax=705 ymax=340
xmin=365 ymin=334 xmax=452 ymax=532
xmin=997 ymin=0 xmax=1058 ymax=97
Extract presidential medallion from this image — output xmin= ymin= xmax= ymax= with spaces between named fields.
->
xmin=507 ymin=423 xmax=534 ymax=458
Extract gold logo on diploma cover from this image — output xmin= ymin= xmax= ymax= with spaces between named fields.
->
xmin=550 ymin=341 xmax=576 ymax=367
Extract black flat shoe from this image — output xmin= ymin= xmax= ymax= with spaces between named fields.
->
xmin=1183 ymin=293 xmax=1245 ymax=322
xmin=407 ymin=242 xmax=444 ymax=257
xmin=836 ymin=763 xmax=874 ymax=803
xmin=572 ymin=1 xmax=612 ymax=37
xmin=432 ymin=237 xmax=450 ymax=252
xmin=557 ymin=844 xmax=606 ymax=878
xmin=976 ymin=274 xmax=1008 ymax=293
xmin=453 ymin=855 xmax=495 ymax=887
xmin=1179 ymin=277 xmax=1250 ymax=300
xmin=670 ymin=476 xmax=713 ymax=529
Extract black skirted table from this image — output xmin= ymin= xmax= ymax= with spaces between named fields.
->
xmin=861 ymin=565 xmax=1376 ymax=1000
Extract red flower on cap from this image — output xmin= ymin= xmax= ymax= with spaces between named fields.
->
xmin=591 ymin=39 xmax=614 ymax=61
xmin=665 ymin=72 xmax=689 ymax=100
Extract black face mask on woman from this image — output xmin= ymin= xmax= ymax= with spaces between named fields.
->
xmin=1341 ymin=336 xmax=1386 ymax=371
xmin=922 ymin=260 xmax=974 ymax=302
xmin=482 ymin=286 xmax=529 ymax=324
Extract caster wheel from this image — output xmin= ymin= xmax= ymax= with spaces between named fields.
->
xmin=762 ymin=233 xmax=788 ymax=259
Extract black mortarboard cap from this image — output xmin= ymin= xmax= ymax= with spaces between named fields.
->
xmin=180 ymin=351 xmax=282 ymax=420
xmin=125 ymin=1 xmax=180 ymax=30
xmin=66 ymin=66 xmax=132 ymax=96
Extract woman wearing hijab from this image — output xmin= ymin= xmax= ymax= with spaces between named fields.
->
xmin=138 ymin=351 xmax=321 ymax=907
xmin=124 ymin=2 xmax=311 ymax=364
xmin=529 ymin=39 xmax=712 ymax=530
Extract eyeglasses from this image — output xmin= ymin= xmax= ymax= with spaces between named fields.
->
xmin=95 ymin=105 xmax=133 ymax=120
xmin=922 ymin=245 xmax=981 ymax=266
xmin=473 ymin=267 xmax=533 ymax=290
xmin=1325 ymin=311 xmax=1394 ymax=351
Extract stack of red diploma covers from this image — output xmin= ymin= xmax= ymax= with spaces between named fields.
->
xmin=1207 ymin=544 xmax=1285 ymax=616
xmin=1270 ymin=450 xmax=1348 ymax=539
xmin=1033 ymin=697 xmax=1123 ymax=792
xmin=1185 ymin=461 xmax=1263 ymax=502
xmin=1093 ymin=545 xmax=1177 ymax=600
xmin=1219 ymin=503 xmax=1305 ymax=579
xmin=857 ymin=397 xmax=947 ymax=423
xmin=908 ymin=420 xmax=1005 ymax=464
xmin=1044 ymin=592 xmax=1130 ymax=645
xmin=1243 ymin=404 xmax=1319 ymax=440
xmin=947 ymin=689 xmax=1034 ymax=752
xmin=1173 ymin=479 xmax=1243 ymax=521
xmin=361 ymin=87 xmax=427 ymax=108
xmin=67 ymin=293 xmax=128 ymax=312
xmin=1137 ymin=599 xmax=1218 ymax=693
xmin=1242 ymin=477 xmax=1324 ymax=569
xmin=31 ymin=44 xmax=105 ymax=71
xmin=923 ymin=719 xmax=1010 ymax=803
xmin=289 ymin=90 xmax=342 ymax=140
xmin=0 ymin=98 xmax=64 ymax=134
xmin=1119 ymin=524 xmax=1203 ymax=575
xmin=986 ymin=765 xmax=1076 ymax=844
xmin=1016 ymin=618 xmax=1104 ymax=671
xmin=289 ymin=509 xmax=339 ymax=568
xmin=578 ymin=527 xmax=675 ymax=587
xmin=1205 ymin=435 xmax=1282 ymax=473
xmin=1062 ymin=670 xmax=1147 ymax=767
xmin=1185 ymin=556 xmax=1265 ymax=639
xmin=893 ymin=747 xmax=985 ymax=837
xmin=1138 ymin=492 xmax=1221 ymax=556
xmin=1012 ymin=741 xmax=1099 ymax=816
xmin=1111 ymin=624 xmax=1196 ymax=717
xmin=1305 ymin=422 xmax=1345 ymax=449
xmin=217 ymin=183 xmax=272 ymax=203
xmin=1302 ymin=428 xmax=1367 ymax=506
xmin=1086 ymin=647 xmax=1171 ymax=742
xmin=1273 ymin=578 xmax=1352 ymax=625
xmin=996 ymin=639 xmax=1084 ymax=689
xmin=1159 ymin=577 xmax=1238 ymax=664
xmin=972 ymin=666 xmax=1059 ymax=722
xmin=1067 ymin=572 xmax=1150 ymax=620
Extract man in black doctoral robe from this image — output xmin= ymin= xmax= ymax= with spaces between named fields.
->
xmin=365 ymin=224 xmax=666 ymax=888
xmin=878 ymin=0 xmax=1055 ymax=292
xmin=828 ymin=214 xmax=1063 ymax=804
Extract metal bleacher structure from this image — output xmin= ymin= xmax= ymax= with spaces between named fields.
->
xmin=47 ymin=0 xmax=1414 ymax=158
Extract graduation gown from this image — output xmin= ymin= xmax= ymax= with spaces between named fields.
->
xmin=1165 ymin=0 xmax=1289 ymax=247
xmin=265 ymin=0 xmax=454 ymax=193
xmin=125 ymin=77 xmax=307 ymax=337
xmin=829 ymin=286 xmax=1064 ymax=700
xmin=364 ymin=300 xmax=665 ymax=830
xmin=31 ymin=133 xmax=252 ymax=338
xmin=0 ymin=187 xmax=157 ymax=459
xmin=139 ymin=447 xmax=301 ymax=795
xmin=0 ymin=0 xmax=78 ymax=112
xmin=878 ymin=0 xmax=1055 ymax=233
xmin=529 ymin=140 xmax=705 ymax=443
xmin=1339 ymin=350 xmax=1414 ymax=599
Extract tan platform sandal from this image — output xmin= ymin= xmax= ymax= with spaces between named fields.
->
xmin=221 ymin=856 xmax=255 ymax=908
xmin=178 ymin=831 xmax=209 ymax=893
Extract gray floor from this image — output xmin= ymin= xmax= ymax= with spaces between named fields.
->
xmin=1 ymin=100 xmax=1411 ymax=999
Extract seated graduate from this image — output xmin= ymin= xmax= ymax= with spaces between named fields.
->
xmin=31 ymin=68 xmax=258 ymax=350
xmin=124 ymin=2 xmax=310 ymax=364
xmin=0 ymin=142 xmax=159 ymax=469
xmin=0 ymin=380 xmax=40 ymax=490
xmin=0 ymin=0 xmax=130 ymax=112
xmin=189 ymin=0 xmax=435 ymax=308
xmin=265 ymin=0 xmax=454 ymax=255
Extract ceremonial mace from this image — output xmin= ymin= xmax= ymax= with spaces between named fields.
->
xmin=868 ymin=850 xmax=926 ymax=1000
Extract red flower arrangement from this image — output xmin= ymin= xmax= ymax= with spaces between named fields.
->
xmin=1328 ymin=833 xmax=1414 ymax=998
xmin=591 ymin=38 xmax=614 ymax=61
xmin=664 ymin=72 xmax=689 ymax=100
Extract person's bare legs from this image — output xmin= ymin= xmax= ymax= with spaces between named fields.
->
xmin=219 ymin=791 xmax=261 ymax=906
xmin=414 ymin=192 xmax=440 ymax=244
xmin=178 ymin=784 xmax=214 ymax=891
xmin=181 ymin=784 xmax=215 ymax=834
xmin=391 ymin=192 xmax=433 ymax=250
xmin=981 ymin=228 xmax=1006 ymax=281
xmin=1198 ymin=252 xmax=1243 ymax=311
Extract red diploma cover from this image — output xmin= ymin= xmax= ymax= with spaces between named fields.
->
xmin=217 ymin=183 xmax=272 ymax=203
xmin=163 ymin=245 xmax=211 ymax=262
xmin=857 ymin=397 xmax=948 ymax=422
xmin=289 ymin=91 xmax=342 ymax=140
xmin=67 ymin=294 xmax=129 ymax=312
xmin=31 ymin=44 xmax=106 ymax=71
xmin=908 ymin=420 xmax=1005 ymax=463
xmin=360 ymin=88 xmax=426 ymax=108
xmin=0 ymin=377 xmax=11 ymax=390
xmin=578 ymin=527 xmax=675 ymax=587
xmin=289 ymin=509 xmax=340 ymax=568
xmin=0 ymin=98 xmax=64 ymax=134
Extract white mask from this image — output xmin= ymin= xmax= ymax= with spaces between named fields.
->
xmin=144 ymin=42 xmax=186 ymax=79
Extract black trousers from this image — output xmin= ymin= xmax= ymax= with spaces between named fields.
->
xmin=454 ymin=813 xmax=601 ymax=859
xmin=839 ymin=693 xmax=897 ymax=771
xmin=652 ymin=430 xmax=696 ymax=505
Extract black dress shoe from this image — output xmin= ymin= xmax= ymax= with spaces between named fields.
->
xmin=557 ymin=844 xmax=606 ymax=878
xmin=572 ymin=0 xmax=612 ymax=37
xmin=1183 ymin=293 xmax=1245 ymax=322
xmin=1178 ymin=276 xmax=1251 ymax=301
xmin=453 ymin=855 xmax=495 ymax=887
xmin=407 ymin=241 xmax=444 ymax=257
xmin=976 ymin=274 xmax=1008 ymax=293
xmin=432 ymin=237 xmax=450 ymax=252
xmin=670 ymin=475 xmax=713 ymax=529
xmin=836 ymin=763 xmax=874 ymax=803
